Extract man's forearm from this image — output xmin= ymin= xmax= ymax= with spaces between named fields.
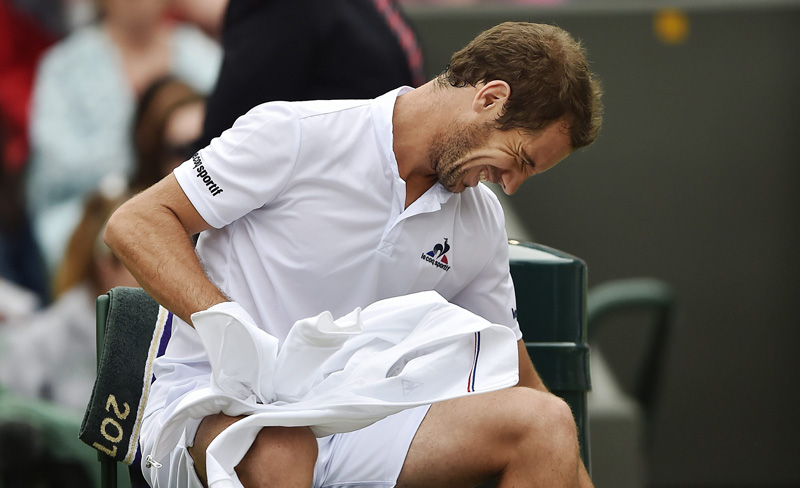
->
xmin=104 ymin=178 xmax=227 ymax=324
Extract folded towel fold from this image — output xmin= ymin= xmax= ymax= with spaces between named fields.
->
xmin=79 ymin=287 xmax=164 ymax=465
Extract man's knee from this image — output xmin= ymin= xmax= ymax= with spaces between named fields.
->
xmin=487 ymin=388 xmax=586 ymax=486
xmin=501 ymin=387 xmax=579 ymax=453
xmin=236 ymin=426 xmax=318 ymax=488
xmin=398 ymin=388 xmax=581 ymax=486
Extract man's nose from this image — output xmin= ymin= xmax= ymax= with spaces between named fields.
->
xmin=501 ymin=171 xmax=526 ymax=195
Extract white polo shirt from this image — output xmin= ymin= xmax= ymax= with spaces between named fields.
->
xmin=172 ymin=87 xmax=520 ymax=344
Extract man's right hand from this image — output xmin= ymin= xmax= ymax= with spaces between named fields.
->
xmin=192 ymin=301 xmax=279 ymax=404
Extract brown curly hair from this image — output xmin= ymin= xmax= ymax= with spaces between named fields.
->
xmin=440 ymin=22 xmax=603 ymax=149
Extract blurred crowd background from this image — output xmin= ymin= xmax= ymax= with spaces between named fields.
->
xmin=1 ymin=0 xmax=798 ymax=487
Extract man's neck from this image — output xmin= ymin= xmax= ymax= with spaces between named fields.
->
xmin=392 ymin=82 xmax=444 ymax=208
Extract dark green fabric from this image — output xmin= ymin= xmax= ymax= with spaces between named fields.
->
xmin=79 ymin=287 xmax=160 ymax=465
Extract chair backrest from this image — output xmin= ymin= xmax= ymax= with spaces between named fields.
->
xmin=586 ymin=277 xmax=675 ymax=436
xmin=80 ymin=287 xmax=162 ymax=488
xmin=507 ymin=240 xmax=591 ymax=469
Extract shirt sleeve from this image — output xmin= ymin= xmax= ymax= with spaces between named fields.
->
xmin=449 ymin=188 xmax=522 ymax=340
xmin=173 ymin=102 xmax=301 ymax=228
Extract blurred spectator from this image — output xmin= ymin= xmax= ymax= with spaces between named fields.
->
xmin=168 ymin=0 xmax=228 ymax=39
xmin=0 ymin=0 xmax=56 ymax=174
xmin=0 ymin=122 xmax=49 ymax=312
xmin=397 ymin=0 xmax=565 ymax=5
xmin=198 ymin=0 xmax=424 ymax=147
xmin=25 ymin=0 xmax=221 ymax=278
xmin=4 ymin=0 xmax=66 ymax=35
xmin=131 ymin=75 xmax=206 ymax=191
xmin=0 ymin=278 xmax=39 ymax=323
xmin=1 ymin=2 xmax=58 ymax=307
xmin=0 ymin=182 xmax=137 ymax=412
xmin=496 ymin=0 xmax=566 ymax=4
xmin=397 ymin=0 xmax=479 ymax=5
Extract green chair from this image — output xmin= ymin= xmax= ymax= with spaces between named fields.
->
xmin=82 ymin=287 xmax=161 ymax=488
xmin=587 ymin=277 xmax=675 ymax=444
xmin=508 ymin=240 xmax=592 ymax=470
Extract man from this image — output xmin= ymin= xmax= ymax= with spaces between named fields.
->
xmin=105 ymin=21 xmax=603 ymax=488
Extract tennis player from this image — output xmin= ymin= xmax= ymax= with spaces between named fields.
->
xmin=106 ymin=21 xmax=603 ymax=488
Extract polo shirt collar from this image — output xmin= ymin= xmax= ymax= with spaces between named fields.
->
xmin=371 ymin=86 xmax=456 ymax=222
xmin=372 ymin=85 xmax=412 ymax=182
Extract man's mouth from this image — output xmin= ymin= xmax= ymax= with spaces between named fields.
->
xmin=479 ymin=166 xmax=494 ymax=184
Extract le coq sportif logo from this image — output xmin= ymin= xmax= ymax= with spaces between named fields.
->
xmin=420 ymin=237 xmax=451 ymax=272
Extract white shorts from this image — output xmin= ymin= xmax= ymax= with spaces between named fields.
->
xmin=140 ymin=405 xmax=430 ymax=488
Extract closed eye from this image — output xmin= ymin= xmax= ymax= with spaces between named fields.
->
xmin=520 ymin=154 xmax=536 ymax=173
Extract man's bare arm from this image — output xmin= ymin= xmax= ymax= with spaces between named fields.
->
xmin=104 ymin=174 xmax=228 ymax=324
xmin=516 ymin=339 xmax=548 ymax=391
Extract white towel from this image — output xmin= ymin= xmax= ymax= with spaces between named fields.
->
xmin=148 ymin=291 xmax=519 ymax=488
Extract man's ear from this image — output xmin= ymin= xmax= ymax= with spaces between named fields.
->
xmin=472 ymin=80 xmax=511 ymax=116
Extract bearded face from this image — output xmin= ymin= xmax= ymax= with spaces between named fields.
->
xmin=423 ymin=115 xmax=574 ymax=196
xmin=428 ymin=121 xmax=494 ymax=193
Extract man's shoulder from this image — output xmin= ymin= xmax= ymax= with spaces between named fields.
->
xmin=463 ymin=183 xmax=504 ymax=212
xmin=225 ymin=98 xmax=369 ymax=135
xmin=247 ymin=87 xmax=403 ymax=123
xmin=249 ymin=98 xmax=374 ymax=121
xmin=454 ymin=184 xmax=507 ymax=231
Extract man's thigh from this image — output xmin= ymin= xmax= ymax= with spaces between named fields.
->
xmin=188 ymin=413 xmax=317 ymax=488
xmin=188 ymin=413 xmax=244 ymax=486
xmin=396 ymin=387 xmax=556 ymax=488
